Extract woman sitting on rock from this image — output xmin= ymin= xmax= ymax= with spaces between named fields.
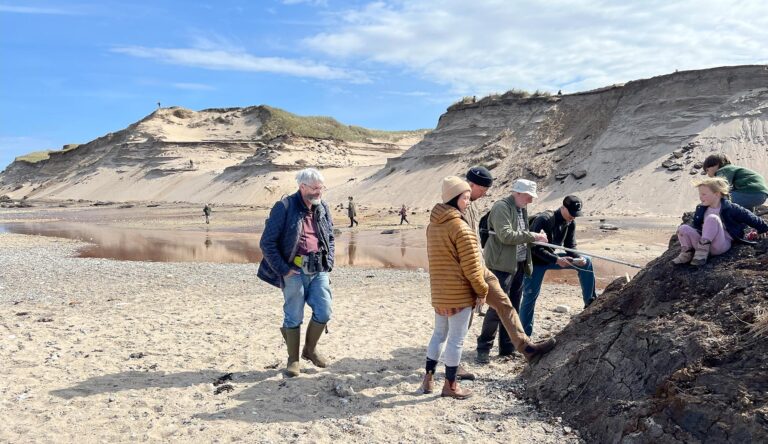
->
xmin=673 ymin=177 xmax=768 ymax=266
xmin=703 ymin=153 xmax=768 ymax=210
xmin=421 ymin=176 xmax=488 ymax=399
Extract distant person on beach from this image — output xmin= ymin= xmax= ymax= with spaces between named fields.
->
xmin=476 ymin=179 xmax=551 ymax=364
xmin=347 ymin=196 xmax=359 ymax=227
xmin=257 ymin=168 xmax=335 ymax=377
xmin=189 ymin=159 xmax=194 ymax=169
xmin=399 ymin=204 xmax=409 ymax=225
xmin=157 ymin=101 xmax=161 ymax=109
xmin=203 ymin=204 xmax=212 ymax=224
xmin=672 ymin=177 xmax=768 ymax=266
xmin=702 ymin=154 xmax=768 ymax=210
xmin=521 ymin=195 xmax=597 ymax=336
xmin=457 ymin=167 xmax=555 ymax=377
xmin=421 ymin=176 xmax=486 ymax=399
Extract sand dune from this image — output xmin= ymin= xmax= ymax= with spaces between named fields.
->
xmin=2 ymin=66 xmax=767 ymax=217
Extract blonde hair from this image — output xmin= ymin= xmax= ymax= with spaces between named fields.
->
xmin=694 ymin=176 xmax=730 ymax=196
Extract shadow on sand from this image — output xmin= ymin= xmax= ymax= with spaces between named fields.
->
xmin=50 ymin=346 xmax=436 ymax=423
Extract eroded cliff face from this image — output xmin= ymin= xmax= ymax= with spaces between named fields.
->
xmin=521 ymin=221 xmax=768 ymax=443
xmin=0 ymin=106 xmax=422 ymax=206
xmin=345 ymin=65 xmax=768 ymax=215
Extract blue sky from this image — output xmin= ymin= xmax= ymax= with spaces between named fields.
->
xmin=1 ymin=0 xmax=767 ymax=169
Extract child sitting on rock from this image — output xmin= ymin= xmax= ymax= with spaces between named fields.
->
xmin=673 ymin=177 xmax=768 ymax=266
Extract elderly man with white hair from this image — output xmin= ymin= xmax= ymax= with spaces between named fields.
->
xmin=475 ymin=179 xmax=550 ymax=364
xmin=258 ymin=168 xmax=335 ymax=377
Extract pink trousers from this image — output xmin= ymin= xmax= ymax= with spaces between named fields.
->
xmin=677 ymin=214 xmax=732 ymax=255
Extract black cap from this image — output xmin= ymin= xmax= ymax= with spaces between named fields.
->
xmin=563 ymin=195 xmax=583 ymax=217
xmin=466 ymin=166 xmax=493 ymax=187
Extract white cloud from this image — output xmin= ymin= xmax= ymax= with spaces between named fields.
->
xmin=303 ymin=0 xmax=768 ymax=95
xmin=383 ymin=90 xmax=431 ymax=97
xmin=282 ymin=0 xmax=328 ymax=6
xmin=172 ymin=82 xmax=215 ymax=91
xmin=113 ymin=45 xmax=368 ymax=82
xmin=0 ymin=4 xmax=76 ymax=14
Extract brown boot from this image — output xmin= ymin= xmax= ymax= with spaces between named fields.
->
xmin=441 ymin=380 xmax=473 ymax=399
xmin=671 ymin=248 xmax=694 ymax=265
xmin=420 ymin=372 xmax=435 ymax=394
xmin=280 ymin=327 xmax=301 ymax=377
xmin=301 ymin=320 xmax=328 ymax=368
xmin=456 ymin=364 xmax=476 ymax=381
xmin=690 ymin=240 xmax=711 ymax=266
xmin=521 ymin=337 xmax=556 ymax=362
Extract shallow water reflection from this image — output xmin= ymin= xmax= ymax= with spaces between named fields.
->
xmin=0 ymin=222 xmax=428 ymax=269
xmin=0 ymin=222 xmax=639 ymax=288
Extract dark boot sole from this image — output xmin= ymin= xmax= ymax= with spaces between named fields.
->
xmin=301 ymin=353 xmax=328 ymax=368
xmin=440 ymin=392 xmax=473 ymax=399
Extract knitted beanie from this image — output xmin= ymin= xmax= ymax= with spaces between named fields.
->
xmin=442 ymin=176 xmax=471 ymax=203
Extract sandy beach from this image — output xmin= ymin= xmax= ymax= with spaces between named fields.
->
xmin=0 ymin=200 xmax=681 ymax=443
xmin=1 ymin=230 xmax=595 ymax=443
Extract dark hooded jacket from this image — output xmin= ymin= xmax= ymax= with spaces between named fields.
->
xmin=257 ymin=191 xmax=335 ymax=288
xmin=530 ymin=208 xmax=581 ymax=265
xmin=691 ymin=198 xmax=768 ymax=243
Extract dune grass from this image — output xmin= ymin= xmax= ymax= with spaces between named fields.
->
xmin=15 ymin=144 xmax=80 ymax=164
xmin=15 ymin=150 xmax=52 ymax=164
xmin=258 ymin=106 xmax=427 ymax=142
xmin=449 ymin=88 xmax=554 ymax=109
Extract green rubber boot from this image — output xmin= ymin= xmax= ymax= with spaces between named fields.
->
xmin=301 ymin=321 xmax=329 ymax=368
xmin=280 ymin=327 xmax=301 ymax=377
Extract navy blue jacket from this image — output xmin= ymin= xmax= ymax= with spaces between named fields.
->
xmin=257 ymin=191 xmax=335 ymax=288
xmin=692 ymin=198 xmax=768 ymax=243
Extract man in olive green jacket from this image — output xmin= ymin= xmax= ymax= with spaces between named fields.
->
xmin=476 ymin=179 xmax=548 ymax=363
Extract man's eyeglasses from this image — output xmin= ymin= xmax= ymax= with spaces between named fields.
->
xmin=301 ymin=183 xmax=326 ymax=192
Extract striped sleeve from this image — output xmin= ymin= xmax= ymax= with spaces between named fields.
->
xmin=454 ymin=223 xmax=489 ymax=298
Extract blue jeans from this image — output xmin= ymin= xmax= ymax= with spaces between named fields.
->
xmin=520 ymin=254 xmax=597 ymax=336
xmin=730 ymin=191 xmax=767 ymax=211
xmin=282 ymin=271 xmax=333 ymax=328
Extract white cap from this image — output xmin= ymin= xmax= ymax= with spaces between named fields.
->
xmin=511 ymin=179 xmax=538 ymax=198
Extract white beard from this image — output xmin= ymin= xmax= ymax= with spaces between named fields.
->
xmin=310 ymin=198 xmax=321 ymax=206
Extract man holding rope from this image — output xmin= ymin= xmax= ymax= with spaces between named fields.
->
xmin=520 ymin=195 xmax=597 ymax=336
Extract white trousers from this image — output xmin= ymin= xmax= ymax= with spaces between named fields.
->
xmin=426 ymin=307 xmax=472 ymax=367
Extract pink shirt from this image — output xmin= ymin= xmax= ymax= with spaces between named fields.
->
xmin=296 ymin=212 xmax=320 ymax=255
